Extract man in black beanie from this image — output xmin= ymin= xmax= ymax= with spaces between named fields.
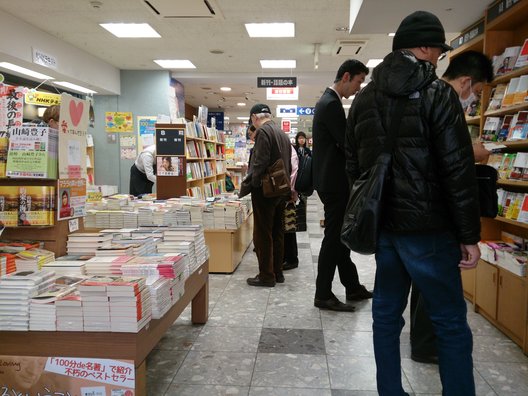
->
xmin=345 ymin=10 xmax=480 ymax=396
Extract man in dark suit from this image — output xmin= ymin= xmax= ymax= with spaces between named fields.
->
xmin=312 ymin=59 xmax=372 ymax=311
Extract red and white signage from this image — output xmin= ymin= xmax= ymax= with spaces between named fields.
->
xmin=281 ymin=120 xmax=291 ymax=132
xmin=266 ymin=87 xmax=299 ymax=100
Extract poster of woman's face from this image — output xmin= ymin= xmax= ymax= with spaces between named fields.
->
xmin=156 ymin=156 xmax=183 ymax=176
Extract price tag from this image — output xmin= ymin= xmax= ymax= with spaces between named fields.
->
xmin=68 ymin=218 xmax=79 ymax=233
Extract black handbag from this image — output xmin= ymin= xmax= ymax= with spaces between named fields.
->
xmin=294 ymin=155 xmax=314 ymax=196
xmin=475 ymin=164 xmax=498 ymax=218
xmin=341 ymin=99 xmax=406 ymax=255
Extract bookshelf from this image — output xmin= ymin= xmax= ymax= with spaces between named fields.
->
xmin=458 ymin=0 xmax=528 ymax=354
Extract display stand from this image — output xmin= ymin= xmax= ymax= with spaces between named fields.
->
xmin=204 ymin=212 xmax=253 ymax=273
xmin=0 ymin=260 xmax=209 ymax=395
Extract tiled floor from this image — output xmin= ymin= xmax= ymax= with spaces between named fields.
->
xmin=147 ymin=195 xmax=528 ymax=395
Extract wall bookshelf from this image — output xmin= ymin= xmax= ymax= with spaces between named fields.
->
xmin=453 ymin=0 xmax=528 ymax=355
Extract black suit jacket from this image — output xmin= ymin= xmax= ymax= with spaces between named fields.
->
xmin=312 ymin=87 xmax=349 ymax=193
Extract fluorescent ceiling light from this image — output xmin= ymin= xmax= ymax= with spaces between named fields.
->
xmin=225 ymin=116 xmax=230 ymax=120
xmin=388 ymin=32 xmax=396 ymax=37
xmin=260 ymin=60 xmax=296 ymax=69
xmin=0 ymin=62 xmax=54 ymax=80
xmin=237 ymin=117 xmax=249 ymax=120
xmin=366 ymin=59 xmax=383 ymax=68
xmin=237 ymin=103 xmax=246 ymax=107
xmin=220 ymin=87 xmax=231 ymax=91
xmin=349 ymin=0 xmax=364 ymax=33
xmin=245 ymin=23 xmax=295 ymax=38
xmin=54 ymin=81 xmax=98 ymax=94
xmin=100 ymin=23 xmax=161 ymax=38
xmin=154 ymin=60 xmax=196 ymax=69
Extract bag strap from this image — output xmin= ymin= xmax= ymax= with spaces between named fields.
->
xmin=381 ymin=97 xmax=407 ymax=154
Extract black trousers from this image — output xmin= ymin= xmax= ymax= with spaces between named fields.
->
xmin=410 ymin=283 xmax=437 ymax=356
xmin=251 ymin=187 xmax=286 ymax=283
xmin=129 ymin=164 xmax=154 ymax=196
xmin=283 ymin=232 xmax=298 ymax=263
xmin=315 ymin=192 xmax=360 ymax=300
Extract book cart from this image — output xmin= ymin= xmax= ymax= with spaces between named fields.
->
xmin=453 ymin=0 xmax=528 ymax=354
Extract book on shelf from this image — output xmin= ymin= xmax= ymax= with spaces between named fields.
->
xmin=497 ymin=115 xmax=514 ymax=141
xmin=502 ymin=77 xmax=521 ymax=107
xmin=482 ymin=116 xmax=502 ymax=141
xmin=487 ymin=84 xmax=507 ymax=112
xmin=509 ymin=111 xmax=528 ymax=140
xmin=512 ymin=75 xmax=528 ymax=105
xmin=6 ymin=126 xmax=58 ymax=178
xmin=514 ymin=38 xmax=528 ymax=69
xmin=496 ymin=46 xmax=521 ymax=75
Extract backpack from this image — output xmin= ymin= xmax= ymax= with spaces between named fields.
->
xmin=294 ymin=155 xmax=314 ymax=196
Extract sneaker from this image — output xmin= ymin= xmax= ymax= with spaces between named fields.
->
xmin=346 ymin=285 xmax=373 ymax=301
xmin=282 ymin=261 xmax=298 ymax=270
xmin=247 ymin=275 xmax=275 ymax=287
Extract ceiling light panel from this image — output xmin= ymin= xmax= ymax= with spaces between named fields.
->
xmin=154 ymin=60 xmax=196 ymax=69
xmin=54 ymin=81 xmax=98 ymax=94
xmin=245 ymin=23 xmax=295 ymax=38
xmin=0 ymin=62 xmax=54 ymax=80
xmin=260 ymin=60 xmax=296 ymax=69
xmin=100 ymin=23 xmax=161 ymax=38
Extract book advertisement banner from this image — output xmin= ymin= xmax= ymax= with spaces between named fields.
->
xmin=105 ymin=112 xmax=133 ymax=133
xmin=58 ymin=94 xmax=88 ymax=180
xmin=0 ymin=85 xmax=24 ymax=133
xmin=156 ymin=155 xmax=184 ymax=176
xmin=58 ymin=178 xmax=87 ymax=221
xmin=137 ymin=116 xmax=156 ymax=153
xmin=0 ymin=355 xmax=135 ymax=395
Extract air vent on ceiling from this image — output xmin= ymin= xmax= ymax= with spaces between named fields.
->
xmin=143 ymin=0 xmax=223 ymax=19
xmin=333 ymin=40 xmax=367 ymax=56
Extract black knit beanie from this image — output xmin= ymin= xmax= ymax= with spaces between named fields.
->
xmin=392 ymin=11 xmax=453 ymax=52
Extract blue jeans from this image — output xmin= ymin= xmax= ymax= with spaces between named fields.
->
xmin=373 ymin=231 xmax=475 ymax=396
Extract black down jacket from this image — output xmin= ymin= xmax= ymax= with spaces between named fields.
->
xmin=345 ymin=50 xmax=480 ymax=245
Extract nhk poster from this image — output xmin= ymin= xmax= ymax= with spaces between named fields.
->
xmin=0 ymin=355 xmax=135 ymax=396
xmin=58 ymin=94 xmax=89 ymax=180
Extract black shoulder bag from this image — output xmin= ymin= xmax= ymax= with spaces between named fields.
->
xmin=341 ymin=98 xmax=406 ymax=255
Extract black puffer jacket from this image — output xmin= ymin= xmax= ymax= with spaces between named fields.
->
xmin=345 ymin=50 xmax=480 ymax=245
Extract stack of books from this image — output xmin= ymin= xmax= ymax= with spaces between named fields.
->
xmin=95 ymin=244 xmax=134 ymax=257
xmin=213 ymin=204 xmax=226 ymax=229
xmin=84 ymin=255 xmax=135 ymax=275
xmin=95 ymin=211 xmax=111 ymax=228
xmin=42 ymin=260 xmax=87 ymax=275
xmin=145 ymin=275 xmax=172 ymax=319
xmin=67 ymin=233 xmax=113 ymax=256
xmin=55 ymin=290 xmax=83 ymax=331
xmin=15 ymin=248 xmax=55 ymax=271
xmin=0 ymin=270 xmax=55 ymax=330
xmin=107 ymin=277 xmax=152 ymax=332
xmin=77 ymin=276 xmax=119 ymax=332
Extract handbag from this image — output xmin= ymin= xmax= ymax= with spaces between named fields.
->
xmin=341 ymin=98 xmax=406 ymax=255
xmin=295 ymin=154 xmax=314 ymax=196
xmin=261 ymin=130 xmax=291 ymax=198
xmin=475 ymin=164 xmax=498 ymax=218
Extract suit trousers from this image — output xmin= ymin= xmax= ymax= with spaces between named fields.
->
xmin=410 ymin=284 xmax=437 ymax=357
xmin=251 ymin=187 xmax=286 ymax=283
xmin=315 ymin=192 xmax=360 ymax=299
xmin=283 ymin=232 xmax=298 ymax=264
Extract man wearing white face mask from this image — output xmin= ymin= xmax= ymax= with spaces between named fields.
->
xmin=410 ymin=50 xmax=494 ymax=365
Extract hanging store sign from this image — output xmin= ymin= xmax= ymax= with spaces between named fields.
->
xmin=297 ymin=106 xmax=316 ymax=116
xmin=32 ymin=48 xmax=58 ymax=69
xmin=281 ymin=120 xmax=291 ymax=132
xmin=24 ymin=91 xmax=61 ymax=106
xmin=266 ymin=87 xmax=299 ymax=100
xmin=276 ymin=105 xmax=298 ymax=118
xmin=257 ymin=77 xmax=297 ymax=88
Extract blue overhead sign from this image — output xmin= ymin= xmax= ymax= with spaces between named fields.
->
xmin=297 ymin=107 xmax=315 ymax=116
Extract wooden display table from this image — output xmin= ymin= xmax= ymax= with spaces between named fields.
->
xmin=0 ymin=260 xmax=209 ymax=395
xmin=204 ymin=212 xmax=253 ymax=273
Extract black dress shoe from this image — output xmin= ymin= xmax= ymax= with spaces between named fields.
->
xmin=247 ymin=275 xmax=275 ymax=287
xmin=314 ymin=296 xmax=355 ymax=312
xmin=346 ymin=285 xmax=373 ymax=301
xmin=411 ymin=353 xmax=439 ymax=365
xmin=282 ymin=261 xmax=298 ymax=270
xmin=275 ymin=273 xmax=285 ymax=283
